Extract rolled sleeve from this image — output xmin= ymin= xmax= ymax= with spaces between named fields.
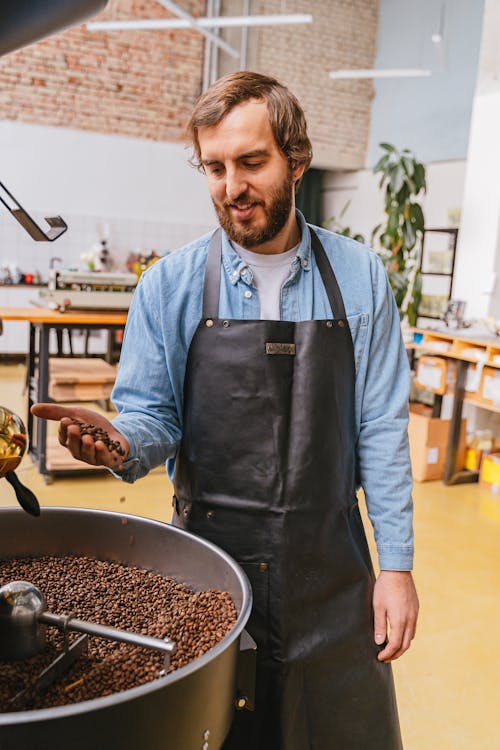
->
xmin=110 ymin=273 xmax=182 ymax=482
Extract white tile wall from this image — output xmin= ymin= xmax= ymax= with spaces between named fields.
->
xmin=0 ymin=210 xmax=214 ymax=280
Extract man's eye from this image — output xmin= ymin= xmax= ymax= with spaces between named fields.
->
xmin=245 ymin=162 xmax=261 ymax=169
xmin=209 ymin=166 xmax=224 ymax=176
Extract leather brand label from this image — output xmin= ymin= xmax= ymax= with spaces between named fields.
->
xmin=265 ymin=343 xmax=296 ymax=355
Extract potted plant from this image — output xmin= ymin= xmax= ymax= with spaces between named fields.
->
xmin=372 ymin=143 xmax=426 ymax=325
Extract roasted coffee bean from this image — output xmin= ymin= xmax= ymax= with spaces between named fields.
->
xmin=71 ymin=420 xmax=126 ymax=457
xmin=0 ymin=556 xmax=236 ymax=712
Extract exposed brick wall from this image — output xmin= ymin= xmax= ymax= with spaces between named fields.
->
xmin=251 ymin=0 xmax=379 ymax=170
xmin=0 ymin=0 xmax=206 ymax=142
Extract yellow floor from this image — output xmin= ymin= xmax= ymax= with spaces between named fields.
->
xmin=1 ymin=363 xmax=500 ymax=749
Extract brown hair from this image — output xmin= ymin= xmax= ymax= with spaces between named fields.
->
xmin=186 ymin=71 xmax=313 ymax=178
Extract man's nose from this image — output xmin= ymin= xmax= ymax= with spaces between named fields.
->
xmin=225 ymin=169 xmax=248 ymax=202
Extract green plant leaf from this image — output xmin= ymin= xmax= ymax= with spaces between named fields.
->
xmin=390 ymin=163 xmax=405 ymax=194
xmin=413 ymin=163 xmax=426 ymax=193
xmin=379 ymin=142 xmax=395 ymax=152
xmin=410 ymin=202 xmax=425 ymax=232
xmin=387 ymin=207 xmax=399 ymax=234
xmin=382 ymin=232 xmax=393 ymax=250
xmin=402 ymin=219 xmax=416 ymax=249
xmin=373 ymin=154 xmax=391 ymax=173
xmin=402 ymin=156 xmax=415 ymax=177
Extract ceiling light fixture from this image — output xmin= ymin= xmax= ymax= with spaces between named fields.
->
xmin=87 ymin=14 xmax=313 ymax=32
xmin=329 ymin=68 xmax=432 ymax=80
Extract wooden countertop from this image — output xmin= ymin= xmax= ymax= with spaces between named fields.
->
xmin=0 ymin=306 xmax=128 ymax=325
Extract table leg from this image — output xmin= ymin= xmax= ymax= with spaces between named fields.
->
xmin=27 ymin=323 xmax=36 ymax=441
xmin=444 ymin=359 xmax=478 ymax=485
xmin=37 ymin=324 xmax=50 ymax=478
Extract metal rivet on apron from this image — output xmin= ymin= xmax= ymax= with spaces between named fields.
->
xmin=326 ymin=321 xmax=333 ymax=328
xmin=182 ymin=507 xmax=189 ymax=518
xmin=203 ymin=730 xmax=210 ymax=741
xmin=206 ymin=510 xmax=215 ymax=519
xmin=338 ymin=320 xmax=345 ymax=328
xmin=259 ymin=562 xmax=268 ymax=572
xmin=222 ymin=320 xmax=230 ymax=328
xmin=205 ymin=319 xmax=214 ymax=328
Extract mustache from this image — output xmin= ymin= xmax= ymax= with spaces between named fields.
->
xmin=222 ymin=194 xmax=263 ymax=208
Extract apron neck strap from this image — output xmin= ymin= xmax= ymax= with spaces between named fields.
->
xmin=202 ymin=226 xmax=347 ymax=320
xmin=309 ymin=228 xmax=347 ymax=320
xmin=202 ymin=228 xmax=223 ymax=319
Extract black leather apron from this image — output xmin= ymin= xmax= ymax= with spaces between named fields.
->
xmin=173 ymin=228 xmax=403 ymax=749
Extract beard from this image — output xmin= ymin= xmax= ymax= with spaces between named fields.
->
xmin=213 ymin=171 xmax=294 ymax=248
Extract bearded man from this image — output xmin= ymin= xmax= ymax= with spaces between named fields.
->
xmin=33 ymin=71 xmax=418 ymax=750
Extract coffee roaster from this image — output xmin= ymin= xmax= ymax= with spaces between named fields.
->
xmin=39 ymin=269 xmax=138 ymax=311
xmin=0 ymin=507 xmax=254 ymax=750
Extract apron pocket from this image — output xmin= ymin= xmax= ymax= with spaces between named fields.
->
xmin=239 ymin=562 xmax=270 ymax=649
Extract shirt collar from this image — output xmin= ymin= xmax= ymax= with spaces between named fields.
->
xmin=220 ymin=209 xmax=312 ymax=286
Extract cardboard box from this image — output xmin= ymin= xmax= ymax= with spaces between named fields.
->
xmin=415 ymin=356 xmax=448 ymax=395
xmin=479 ymin=451 xmax=500 ymax=490
xmin=408 ymin=404 xmax=466 ymax=481
xmin=414 ymin=356 xmax=457 ymax=395
xmin=479 ymin=367 xmax=500 ymax=408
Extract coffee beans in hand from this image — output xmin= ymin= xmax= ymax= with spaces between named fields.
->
xmin=71 ymin=420 xmax=125 ymax=457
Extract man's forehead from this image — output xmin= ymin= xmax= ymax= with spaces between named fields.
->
xmin=198 ymin=99 xmax=277 ymax=160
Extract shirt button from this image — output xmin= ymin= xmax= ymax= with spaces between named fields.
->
xmin=244 ymin=290 xmax=252 ymax=299
xmin=302 ymin=259 xmax=308 ymax=268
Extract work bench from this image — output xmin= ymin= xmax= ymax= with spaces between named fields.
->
xmin=0 ymin=307 xmax=127 ymax=483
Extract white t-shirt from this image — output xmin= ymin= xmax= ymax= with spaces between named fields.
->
xmin=232 ymin=242 xmax=299 ymax=320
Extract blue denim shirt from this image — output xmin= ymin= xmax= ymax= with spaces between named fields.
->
xmin=112 ymin=211 xmax=414 ymax=571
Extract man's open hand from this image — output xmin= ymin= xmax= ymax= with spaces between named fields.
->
xmin=373 ymin=570 xmax=419 ymax=662
xmin=31 ymin=404 xmax=129 ymax=470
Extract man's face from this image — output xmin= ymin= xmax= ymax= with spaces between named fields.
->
xmin=197 ymin=99 xmax=304 ymax=249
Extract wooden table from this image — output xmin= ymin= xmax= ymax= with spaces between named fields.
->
xmin=409 ymin=326 xmax=500 ymax=485
xmin=0 ymin=307 xmax=127 ymax=482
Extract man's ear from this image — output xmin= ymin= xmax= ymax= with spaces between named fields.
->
xmin=292 ymin=162 xmax=306 ymax=185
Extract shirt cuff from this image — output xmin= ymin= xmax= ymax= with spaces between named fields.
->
xmin=377 ymin=546 xmax=414 ymax=571
xmin=107 ymin=456 xmax=141 ymax=484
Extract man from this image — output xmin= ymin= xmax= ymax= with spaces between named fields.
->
xmin=33 ymin=71 xmax=418 ymax=749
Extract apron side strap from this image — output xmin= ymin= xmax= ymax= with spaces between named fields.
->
xmin=309 ymin=228 xmax=348 ymax=320
xmin=202 ymin=228 xmax=223 ymax=319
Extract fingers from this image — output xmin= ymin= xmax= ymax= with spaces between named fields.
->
xmin=373 ymin=604 xmax=387 ymax=648
xmin=32 ymin=403 xmax=107 ymax=426
xmin=377 ymin=620 xmax=405 ymax=662
xmin=31 ymin=403 xmax=76 ymax=421
xmin=373 ymin=570 xmax=419 ymax=662
xmin=62 ymin=424 xmax=123 ymax=468
xmin=377 ymin=609 xmax=418 ymax=662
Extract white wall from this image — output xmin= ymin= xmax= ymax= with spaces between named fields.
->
xmin=368 ymin=0 xmax=484 ymax=166
xmin=0 ymin=121 xmax=216 ymax=279
xmin=452 ymin=0 xmax=500 ymax=321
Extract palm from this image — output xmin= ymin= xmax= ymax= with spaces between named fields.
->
xmin=31 ymin=403 xmax=129 ymax=468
